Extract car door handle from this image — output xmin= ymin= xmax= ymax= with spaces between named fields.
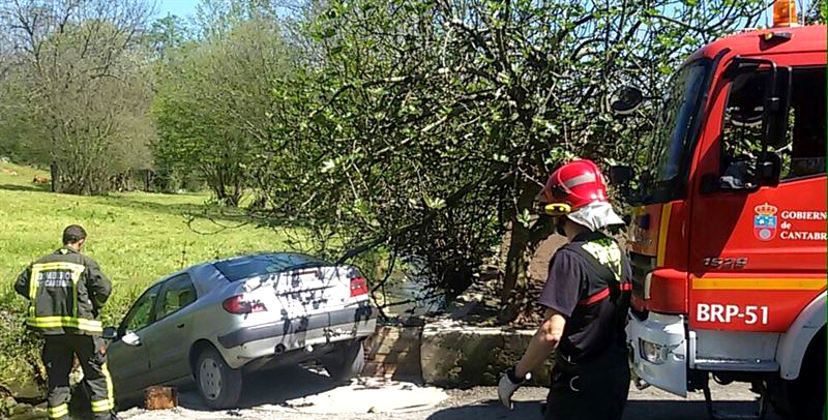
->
xmin=177 ymin=323 xmax=185 ymax=329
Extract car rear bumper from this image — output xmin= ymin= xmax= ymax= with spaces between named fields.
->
xmin=217 ymin=303 xmax=376 ymax=369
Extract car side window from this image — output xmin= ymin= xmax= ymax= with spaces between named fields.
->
xmin=120 ymin=283 xmax=162 ymax=334
xmin=156 ymin=273 xmax=197 ymax=321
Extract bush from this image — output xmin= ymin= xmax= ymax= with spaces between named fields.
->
xmin=0 ymin=293 xmax=46 ymax=397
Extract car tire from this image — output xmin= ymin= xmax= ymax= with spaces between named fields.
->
xmin=321 ymin=339 xmax=365 ymax=383
xmin=195 ymin=346 xmax=243 ymax=409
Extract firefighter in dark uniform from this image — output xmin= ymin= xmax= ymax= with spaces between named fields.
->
xmin=498 ymin=159 xmax=632 ymax=420
xmin=14 ymin=225 xmax=116 ymax=420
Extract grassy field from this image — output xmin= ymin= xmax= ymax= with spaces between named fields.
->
xmin=0 ymin=162 xmax=292 ymax=394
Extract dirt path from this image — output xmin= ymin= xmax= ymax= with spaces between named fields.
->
xmin=118 ymin=366 xmax=781 ymax=420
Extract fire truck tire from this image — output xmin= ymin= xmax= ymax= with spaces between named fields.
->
xmin=777 ymin=327 xmax=825 ymax=420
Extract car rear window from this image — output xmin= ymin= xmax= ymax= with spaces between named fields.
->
xmin=213 ymin=253 xmax=328 ymax=281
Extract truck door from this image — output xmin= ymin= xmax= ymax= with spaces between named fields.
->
xmin=688 ymin=62 xmax=827 ymax=340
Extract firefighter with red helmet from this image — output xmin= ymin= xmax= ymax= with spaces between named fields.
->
xmin=498 ymin=159 xmax=632 ymax=420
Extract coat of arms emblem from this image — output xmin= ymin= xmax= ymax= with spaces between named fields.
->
xmin=753 ymin=202 xmax=778 ymax=241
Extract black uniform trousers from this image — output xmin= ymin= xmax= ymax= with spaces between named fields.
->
xmin=42 ymin=334 xmax=114 ymax=420
xmin=544 ymin=346 xmax=631 ymax=420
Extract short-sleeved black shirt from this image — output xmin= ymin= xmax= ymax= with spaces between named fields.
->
xmin=539 ymin=231 xmax=632 ymax=364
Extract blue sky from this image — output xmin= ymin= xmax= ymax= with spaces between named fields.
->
xmin=156 ymin=0 xmax=200 ymax=18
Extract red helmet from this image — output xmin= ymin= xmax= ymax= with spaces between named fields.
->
xmin=540 ymin=159 xmax=609 ymax=215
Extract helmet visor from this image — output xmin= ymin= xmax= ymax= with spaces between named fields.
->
xmin=539 ymin=182 xmax=569 ymax=203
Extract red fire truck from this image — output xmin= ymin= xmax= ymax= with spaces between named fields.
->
xmin=616 ymin=2 xmax=826 ymax=419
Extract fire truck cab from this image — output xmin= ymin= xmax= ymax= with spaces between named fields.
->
xmin=618 ymin=13 xmax=826 ymax=420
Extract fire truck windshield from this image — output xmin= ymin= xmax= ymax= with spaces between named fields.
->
xmin=647 ymin=59 xmax=711 ymax=200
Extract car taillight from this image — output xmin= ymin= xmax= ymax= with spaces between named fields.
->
xmin=350 ymin=276 xmax=368 ymax=297
xmin=222 ymin=295 xmax=267 ymax=314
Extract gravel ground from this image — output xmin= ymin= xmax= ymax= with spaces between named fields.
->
xmin=117 ymin=365 xmax=782 ymax=420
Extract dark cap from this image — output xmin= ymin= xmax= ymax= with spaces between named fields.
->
xmin=62 ymin=225 xmax=87 ymax=245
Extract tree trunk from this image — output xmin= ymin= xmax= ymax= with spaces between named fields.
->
xmin=499 ymin=180 xmax=542 ymax=322
xmin=499 ymin=220 xmax=534 ymax=323
xmin=50 ymin=161 xmax=59 ymax=193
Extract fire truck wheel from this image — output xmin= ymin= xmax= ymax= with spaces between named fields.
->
xmin=781 ymin=328 xmax=825 ymax=420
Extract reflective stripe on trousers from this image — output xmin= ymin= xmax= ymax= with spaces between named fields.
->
xmin=91 ymin=363 xmax=115 ymax=413
xmin=47 ymin=403 xmax=69 ymax=419
xmin=43 ymin=335 xmax=115 ymax=419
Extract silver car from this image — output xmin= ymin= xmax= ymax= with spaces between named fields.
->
xmin=104 ymin=252 xmax=376 ymax=408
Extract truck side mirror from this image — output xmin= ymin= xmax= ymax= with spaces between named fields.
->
xmin=610 ymin=87 xmax=644 ymax=115
xmin=762 ymin=67 xmax=792 ymax=149
xmin=609 ymin=165 xmax=634 ymax=185
xmin=756 ymin=152 xmax=782 ymax=186
xmin=723 ymin=57 xmax=790 ymax=150
xmin=609 ymin=165 xmax=642 ymax=204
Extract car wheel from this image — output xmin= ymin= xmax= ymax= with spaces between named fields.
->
xmin=321 ymin=339 xmax=365 ymax=383
xmin=195 ymin=346 xmax=242 ymax=409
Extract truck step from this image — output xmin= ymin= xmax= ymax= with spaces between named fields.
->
xmin=703 ymin=382 xmax=768 ymax=420
xmin=693 ymin=358 xmax=779 ymax=372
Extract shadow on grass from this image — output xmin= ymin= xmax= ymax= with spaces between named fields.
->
xmin=102 ymin=196 xmax=265 ymax=230
xmin=0 ymin=183 xmax=289 ymax=232
xmin=100 ymin=195 xmax=220 ymax=217
xmin=0 ymin=183 xmax=51 ymax=193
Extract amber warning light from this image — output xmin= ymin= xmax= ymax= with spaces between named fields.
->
xmin=773 ymin=0 xmax=798 ymax=28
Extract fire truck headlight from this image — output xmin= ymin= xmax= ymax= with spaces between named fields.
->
xmin=639 ymin=338 xmax=675 ymax=365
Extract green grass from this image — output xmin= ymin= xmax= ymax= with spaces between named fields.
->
xmin=0 ymin=162 xmax=292 ymax=394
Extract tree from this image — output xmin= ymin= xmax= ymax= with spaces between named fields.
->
xmin=805 ymin=0 xmax=827 ymax=24
xmin=254 ymin=0 xmax=766 ymax=321
xmin=0 ymin=0 xmax=155 ymax=194
xmin=153 ymin=11 xmax=292 ymax=205
xmin=147 ymin=14 xmax=192 ymax=61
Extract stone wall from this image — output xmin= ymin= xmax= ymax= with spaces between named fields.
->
xmin=419 ymin=320 xmax=552 ymax=387
xmin=363 ymin=320 xmax=553 ymax=388
xmin=363 ymin=326 xmax=423 ymax=381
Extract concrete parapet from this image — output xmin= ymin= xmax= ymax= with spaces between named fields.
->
xmin=420 ymin=319 xmax=552 ymax=387
xmin=364 ymin=326 xmax=423 ymax=381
